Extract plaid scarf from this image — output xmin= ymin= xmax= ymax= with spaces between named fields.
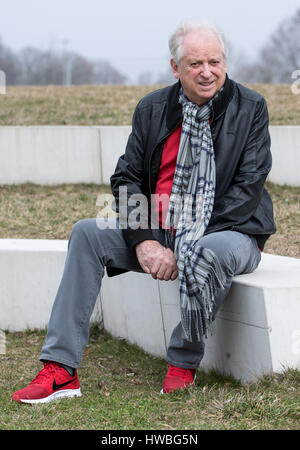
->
xmin=165 ymin=88 xmax=226 ymax=342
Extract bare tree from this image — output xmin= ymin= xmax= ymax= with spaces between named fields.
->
xmin=68 ymin=52 xmax=94 ymax=85
xmin=91 ymin=59 xmax=127 ymax=84
xmin=233 ymin=8 xmax=300 ymax=83
xmin=0 ymin=37 xmax=21 ymax=85
xmin=258 ymin=8 xmax=300 ymax=82
xmin=0 ymin=37 xmax=127 ymax=85
xmin=156 ymin=65 xmax=175 ymax=85
xmin=19 ymin=47 xmax=65 ymax=85
xmin=137 ymin=70 xmax=154 ymax=85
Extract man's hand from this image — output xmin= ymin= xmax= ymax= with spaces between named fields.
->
xmin=135 ymin=240 xmax=178 ymax=281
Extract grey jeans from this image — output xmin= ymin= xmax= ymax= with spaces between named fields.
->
xmin=40 ymin=218 xmax=261 ymax=369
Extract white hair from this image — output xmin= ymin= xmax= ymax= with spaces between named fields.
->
xmin=169 ymin=19 xmax=228 ymax=64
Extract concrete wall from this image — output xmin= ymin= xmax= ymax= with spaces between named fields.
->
xmin=0 ymin=125 xmax=299 ymax=186
xmin=268 ymin=126 xmax=300 ymax=186
xmin=0 ymin=239 xmax=102 ymax=331
xmin=0 ymin=239 xmax=299 ymax=383
xmin=0 ymin=126 xmax=130 ymax=185
xmin=0 ymin=126 xmax=102 ymax=185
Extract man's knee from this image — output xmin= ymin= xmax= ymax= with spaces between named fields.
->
xmin=70 ymin=218 xmax=126 ymax=253
xmin=197 ymin=231 xmax=236 ymax=275
xmin=199 ymin=231 xmax=233 ymax=257
xmin=68 ymin=219 xmax=102 ymax=250
xmin=199 ymin=231 xmax=260 ymax=276
xmin=71 ymin=219 xmax=95 ymax=237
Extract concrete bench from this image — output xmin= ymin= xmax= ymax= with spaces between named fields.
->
xmin=0 ymin=238 xmax=299 ymax=383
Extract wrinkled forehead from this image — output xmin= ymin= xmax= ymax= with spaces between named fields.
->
xmin=181 ymin=30 xmax=224 ymax=59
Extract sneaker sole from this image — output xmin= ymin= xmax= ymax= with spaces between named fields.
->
xmin=160 ymin=374 xmax=196 ymax=395
xmin=18 ymin=388 xmax=82 ymax=404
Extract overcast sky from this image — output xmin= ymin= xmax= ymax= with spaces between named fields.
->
xmin=0 ymin=0 xmax=299 ymax=83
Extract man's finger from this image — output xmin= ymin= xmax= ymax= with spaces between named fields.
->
xmin=138 ymin=259 xmax=151 ymax=274
xmin=154 ymin=259 xmax=167 ymax=279
xmin=150 ymin=260 xmax=161 ymax=279
xmin=170 ymin=270 xmax=178 ymax=280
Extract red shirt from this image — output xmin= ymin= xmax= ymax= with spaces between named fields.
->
xmin=153 ymin=118 xmax=212 ymax=229
xmin=153 ymin=123 xmax=182 ymax=228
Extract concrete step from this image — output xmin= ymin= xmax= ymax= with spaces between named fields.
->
xmin=0 ymin=239 xmax=299 ymax=382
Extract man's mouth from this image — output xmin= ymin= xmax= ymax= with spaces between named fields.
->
xmin=199 ymin=81 xmax=215 ymax=87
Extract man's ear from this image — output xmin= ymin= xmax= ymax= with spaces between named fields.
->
xmin=170 ymin=59 xmax=180 ymax=79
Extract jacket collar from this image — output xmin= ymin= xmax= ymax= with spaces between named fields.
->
xmin=166 ymin=74 xmax=235 ymax=131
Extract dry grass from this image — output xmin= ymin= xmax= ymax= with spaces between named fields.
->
xmin=1 ymin=83 xmax=300 ymax=126
xmin=1 ymin=328 xmax=299 ymax=430
xmin=263 ymin=183 xmax=300 ymax=258
xmin=0 ymin=85 xmax=159 ymax=126
xmin=0 ymin=182 xmax=299 ymax=259
xmin=0 ymin=183 xmax=111 ymax=240
xmin=247 ymin=83 xmax=300 ymax=126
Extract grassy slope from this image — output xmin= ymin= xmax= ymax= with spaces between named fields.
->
xmin=0 ymin=83 xmax=300 ymax=126
xmin=0 ymin=182 xmax=299 ymax=258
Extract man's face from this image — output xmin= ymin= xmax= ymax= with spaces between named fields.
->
xmin=170 ymin=30 xmax=227 ymax=105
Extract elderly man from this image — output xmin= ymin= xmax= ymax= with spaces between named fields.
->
xmin=12 ymin=20 xmax=275 ymax=403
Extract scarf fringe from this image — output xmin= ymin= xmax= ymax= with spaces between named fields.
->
xmin=180 ymin=247 xmax=227 ymax=342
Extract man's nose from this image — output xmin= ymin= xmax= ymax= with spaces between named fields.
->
xmin=199 ymin=64 xmax=211 ymax=78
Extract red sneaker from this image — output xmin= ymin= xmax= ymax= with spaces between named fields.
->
xmin=161 ymin=365 xmax=196 ymax=394
xmin=12 ymin=361 xmax=81 ymax=404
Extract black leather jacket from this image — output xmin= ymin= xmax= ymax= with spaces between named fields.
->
xmin=111 ymin=75 xmax=276 ymax=254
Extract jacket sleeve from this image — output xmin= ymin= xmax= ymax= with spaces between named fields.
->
xmin=209 ymin=97 xmax=272 ymax=230
xmin=110 ymin=104 xmax=156 ymax=250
